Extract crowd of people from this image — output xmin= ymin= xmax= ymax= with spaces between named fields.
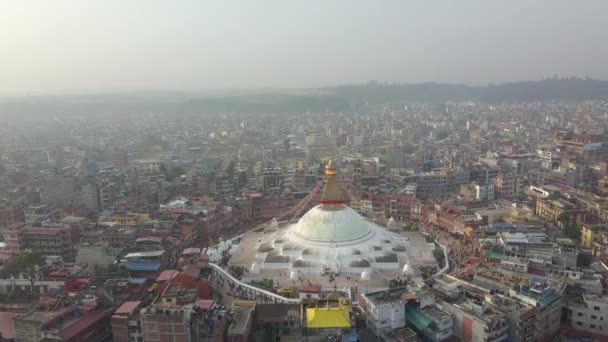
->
xmin=415 ymin=220 xmax=479 ymax=273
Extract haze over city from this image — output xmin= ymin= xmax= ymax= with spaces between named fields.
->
xmin=3 ymin=2 xmax=608 ymax=342
xmin=2 ymin=0 xmax=608 ymax=95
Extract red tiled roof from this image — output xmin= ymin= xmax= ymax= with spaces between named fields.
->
xmin=467 ymin=257 xmax=482 ymax=265
xmin=23 ymin=228 xmax=63 ymax=235
xmin=0 ymin=312 xmax=18 ymax=339
xmin=6 ymin=222 xmax=26 ymax=230
xmin=156 ymin=270 xmax=178 ymax=282
xmin=59 ymin=311 xmax=107 ymax=340
xmin=401 ymin=293 xmax=418 ymax=300
xmin=299 ymin=284 xmax=321 ymax=293
xmin=180 ymin=225 xmax=193 ymax=239
xmin=114 ymin=301 xmax=142 ymax=315
xmin=180 ymin=266 xmax=201 ymax=278
xmin=197 ymin=299 xmax=215 ymax=310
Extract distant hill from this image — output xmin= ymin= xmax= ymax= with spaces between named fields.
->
xmin=2 ymin=78 xmax=608 ymax=116
xmin=328 ymin=78 xmax=608 ymax=104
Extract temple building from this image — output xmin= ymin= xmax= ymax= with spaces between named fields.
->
xmin=224 ymin=160 xmax=440 ymax=292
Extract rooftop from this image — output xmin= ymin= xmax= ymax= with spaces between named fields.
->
xmin=114 ymin=301 xmax=142 ymax=316
xmin=0 ymin=312 xmax=18 ymax=340
xmin=227 ymin=302 xmax=255 ymax=336
xmin=59 ymin=311 xmax=107 ymax=340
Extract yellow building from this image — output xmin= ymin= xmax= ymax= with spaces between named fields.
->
xmin=305 ymin=298 xmax=352 ymax=329
xmin=581 ymin=223 xmax=608 ymax=249
xmin=112 ymin=213 xmax=150 ymax=226
xmin=535 ymin=198 xmax=584 ymax=228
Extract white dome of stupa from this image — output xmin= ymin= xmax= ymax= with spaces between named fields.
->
xmin=293 ymin=205 xmax=371 ymax=242
xmin=361 ymin=270 xmax=372 ymax=280
xmin=292 ymin=159 xmax=371 ymax=243
xmin=250 ymin=262 xmax=259 ymax=273
xmin=290 ymin=271 xmax=298 ymax=280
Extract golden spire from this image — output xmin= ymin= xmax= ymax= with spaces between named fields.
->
xmin=321 ymin=159 xmax=343 ymax=204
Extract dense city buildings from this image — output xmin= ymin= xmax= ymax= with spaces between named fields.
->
xmin=1 ymin=96 xmax=608 ymax=341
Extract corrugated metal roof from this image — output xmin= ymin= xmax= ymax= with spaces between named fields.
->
xmin=306 ymin=306 xmax=351 ymax=328
xmin=488 ymin=251 xmax=505 ymax=260
xmin=59 ymin=311 xmax=107 ymax=340
xmin=404 ymin=304 xmax=434 ymax=332
xmin=126 ymin=261 xmax=161 ymax=271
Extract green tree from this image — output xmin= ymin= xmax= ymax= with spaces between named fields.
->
xmin=403 ymin=143 xmax=418 ymax=154
xmin=0 ymin=251 xmax=45 ymax=293
xmin=389 ymin=278 xmax=407 ymax=288
xmin=548 ymin=191 xmax=562 ymax=200
xmin=564 ymin=225 xmax=581 ymax=240
xmin=433 ymin=247 xmax=446 ymax=267
xmin=435 ymin=130 xmax=449 ymax=140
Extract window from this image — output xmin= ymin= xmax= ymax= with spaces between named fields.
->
xmin=577 ymin=321 xmax=583 ymax=326
xmin=592 ymin=315 xmax=597 ymax=319
xmin=591 ymin=324 xmax=596 ymax=329
xmin=578 ymin=313 xmax=584 ymax=317
xmin=594 ymin=306 xmax=601 ymax=311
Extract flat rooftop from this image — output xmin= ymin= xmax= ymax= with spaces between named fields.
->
xmin=227 ymin=305 xmax=254 ymax=336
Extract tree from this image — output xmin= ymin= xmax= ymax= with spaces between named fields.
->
xmin=403 ymin=143 xmax=418 ymax=154
xmin=548 ymin=191 xmax=562 ymax=200
xmin=433 ymin=247 xmax=446 ymax=267
xmin=564 ymin=225 xmax=581 ymax=240
xmin=389 ymin=278 xmax=407 ymax=288
xmin=435 ymin=130 xmax=449 ymax=140
xmin=0 ymin=251 xmax=45 ymax=293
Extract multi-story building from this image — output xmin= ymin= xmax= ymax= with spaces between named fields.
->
xmin=226 ymin=301 xmax=256 ymax=342
xmin=140 ymin=305 xmax=193 ymax=342
xmin=418 ymin=305 xmax=454 ymax=341
xmin=416 ymin=172 xmax=448 ymax=199
xmin=567 ymin=294 xmax=608 ymax=337
xmin=24 ymin=204 xmax=60 ymax=225
xmin=0 ymin=222 xmax=74 ymax=262
xmin=0 ymin=203 xmax=25 ymax=228
xmin=111 ymin=301 xmax=144 ymax=342
xmin=495 ymin=174 xmax=521 ymax=197
xmin=535 ymin=198 xmax=584 ymax=228
xmin=23 ymin=225 xmax=75 ymax=262
xmin=359 ymin=287 xmax=409 ymax=337
xmin=474 ymin=183 xmax=495 ymax=201
xmin=581 ymin=223 xmax=608 ymax=249
xmin=255 ymin=160 xmax=284 ymax=191
xmin=13 ymin=306 xmax=110 ymax=342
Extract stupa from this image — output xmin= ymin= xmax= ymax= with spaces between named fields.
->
xmin=225 ymin=160 xmax=438 ymax=290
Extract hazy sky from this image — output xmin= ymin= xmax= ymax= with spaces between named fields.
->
xmin=1 ymin=0 xmax=608 ymax=95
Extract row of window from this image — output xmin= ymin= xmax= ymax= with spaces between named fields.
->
xmin=575 ymin=321 xmax=604 ymax=330
xmin=576 ymin=312 xmax=604 ymax=320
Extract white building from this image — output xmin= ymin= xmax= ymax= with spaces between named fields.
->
xmin=474 ymin=183 xmax=495 ymax=201
xmin=569 ymin=294 xmax=608 ymax=336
